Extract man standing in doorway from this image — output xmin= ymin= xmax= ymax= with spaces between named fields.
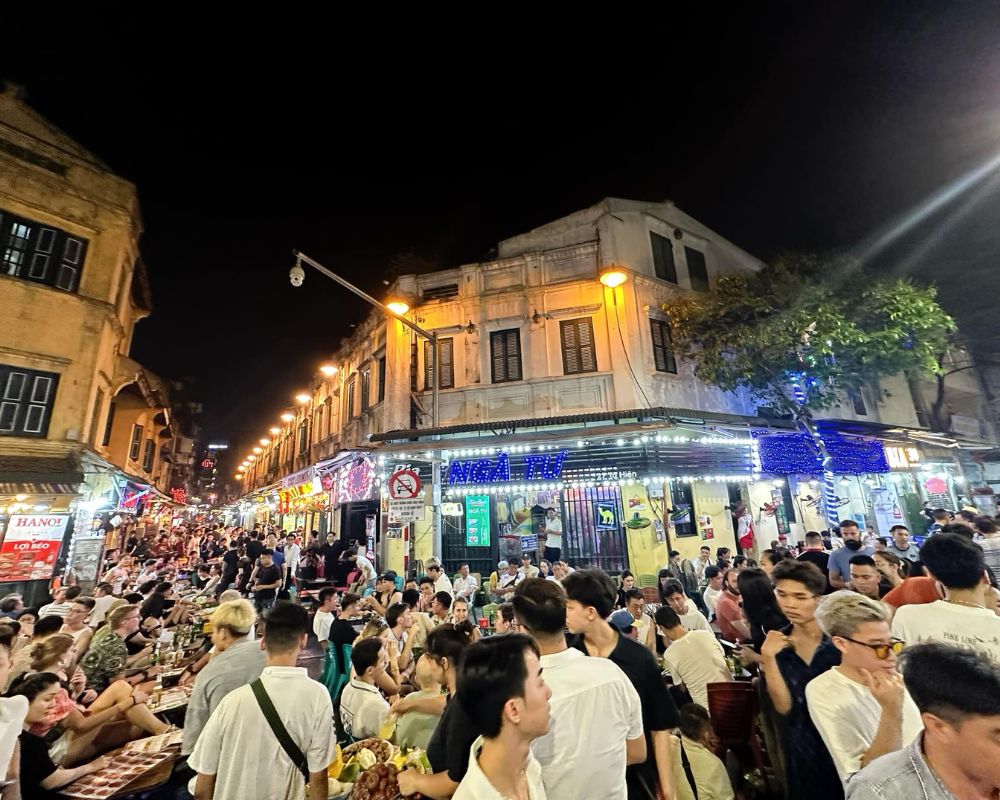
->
xmin=542 ymin=507 xmax=563 ymax=564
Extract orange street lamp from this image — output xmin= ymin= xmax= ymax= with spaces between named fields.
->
xmin=269 ymin=426 xmax=281 ymax=435
xmin=247 ymin=454 xmax=257 ymax=461
xmin=319 ymin=364 xmax=338 ymax=376
xmin=599 ymin=267 xmax=628 ymax=288
xmin=386 ymin=300 xmax=410 ymax=315
xmin=260 ymin=438 xmax=271 ymax=446
xmin=295 ymin=393 xmax=311 ymax=405
xmin=252 ymin=447 xmax=262 ymax=454
xmin=280 ymin=412 xmax=295 ymax=422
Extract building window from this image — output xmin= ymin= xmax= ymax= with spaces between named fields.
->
xmin=102 ymin=401 xmax=116 ymax=446
xmin=560 ymin=318 xmax=597 ymax=375
xmin=360 ymin=367 xmax=371 ymax=412
xmin=684 ymin=247 xmax=709 ymax=291
xmin=88 ymin=388 xmax=105 ymax=445
xmin=0 ymin=209 xmax=87 ymax=293
xmin=650 ymin=232 xmax=677 ymax=283
xmin=129 ymin=424 xmax=143 ymax=461
xmin=142 ymin=439 xmax=155 ymax=472
xmin=490 ymin=329 xmax=523 ymax=383
xmin=297 ymin=423 xmax=309 ymax=454
xmin=0 ymin=365 xmax=60 ymax=438
xmin=378 ymin=356 xmax=386 ymax=403
xmin=650 ymin=319 xmax=678 ymax=373
xmin=847 ymin=386 xmax=868 ymax=416
xmin=346 ymin=377 xmax=356 ymax=420
xmin=425 ymin=338 xmax=455 ymax=390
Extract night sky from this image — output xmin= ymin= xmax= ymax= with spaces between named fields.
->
xmin=4 ymin=5 xmax=1000 ymax=480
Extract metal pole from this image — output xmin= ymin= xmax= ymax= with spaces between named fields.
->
xmin=431 ymin=331 xmax=440 ymax=429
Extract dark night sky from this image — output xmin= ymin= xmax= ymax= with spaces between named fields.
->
xmin=4 ymin=5 xmax=1000 ymax=478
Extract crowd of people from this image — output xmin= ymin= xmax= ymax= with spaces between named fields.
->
xmin=0 ymin=509 xmax=998 ymax=799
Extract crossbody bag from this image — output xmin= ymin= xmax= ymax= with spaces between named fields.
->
xmin=250 ymin=678 xmax=310 ymax=782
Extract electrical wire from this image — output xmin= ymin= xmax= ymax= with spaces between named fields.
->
xmin=613 ymin=297 xmax=653 ymax=409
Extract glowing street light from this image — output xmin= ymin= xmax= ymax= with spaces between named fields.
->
xmin=259 ymin=438 xmax=270 ymax=446
xmin=319 ymin=364 xmax=338 ymax=376
xmin=252 ymin=447 xmax=262 ymax=454
xmin=280 ymin=412 xmax=295 ymax=422
xmin=295 ymin=393 xmax=311 ymax=405
xmin=247 ymin=454 xmax=257 ymax=461
xmin=269 ymin=426 xmax=281 ymax=435
xmin=386 ymin=300 xmax=410 ymax=315
xmin=599 ymin=267 xmax=628 ymax=288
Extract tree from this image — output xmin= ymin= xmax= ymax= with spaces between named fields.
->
xmin=664 ymin=253 xmax=958 ymax=432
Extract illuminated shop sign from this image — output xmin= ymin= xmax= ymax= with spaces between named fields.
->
xmin=448 ymin=450 xmax=569 ymax=485
xmin=885 ymin=445 xmax=921 ymax=470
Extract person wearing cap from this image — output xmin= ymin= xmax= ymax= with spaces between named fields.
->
xmin=609 ymin=609 xmax=639 ymax=640
xmin=367 ymin=573 xmax=403 ymax=617
xmin=492 ymin=561 xmax=523 ymax=603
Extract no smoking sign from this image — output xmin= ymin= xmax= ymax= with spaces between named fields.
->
xmin=388 ymin=469 xmax=422 ymax=499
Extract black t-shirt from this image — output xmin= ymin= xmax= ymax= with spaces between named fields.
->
xmin=246 ymin=540 xmax=265 ymax=561
xmin=20 ymin=730 xmax=61 ymax=800
xmin=426 ymin=694 xmax=479 ymax=783
xmin=797 ymin=550 xmax=833 ymax=593
xmin=573 ymin=624 xmax=680 ymax=799
xmin=222 ymin=549 xmax=240 ymax=575
xmin=254 ymin=564 xmax=282 ymax=599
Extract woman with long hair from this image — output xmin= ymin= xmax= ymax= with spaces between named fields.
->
xmin=21 ymin=634 xmax=168 ymax=764
xmin=737 ymin=568 xmax=789 ymax=666
xmin=396 ymin=622 xmax=477 ymax=799
xmin=616 ymin=571 xmax=636 ymax=609
xmin=12 ymin=673 xmax=109 ymax=797
xmin=873 ymin=551 xmax=905 ymax=588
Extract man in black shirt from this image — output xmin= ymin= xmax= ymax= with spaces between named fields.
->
xmin=796 ymin=531 xmax=833 ymax=593
xmin=246 ymin=532 xmax=266 ymax=562
xmin=250 ymin=550 xmax=282 ymax=612
xmin=220 ymin=540 xmax=240 ymax=593
xmin=318 ymin=532 xmax=342 ymax=582
xmin=564 ymin=568 xmax=680 ymax=800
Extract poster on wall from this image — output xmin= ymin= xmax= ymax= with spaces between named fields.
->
xmin=594 ymin=501 xmax=618 ymax=531
xmin=70 ymin=537 xmax=105 ymax=591
xmin=465 ymin=495 xmax=491 ymax=547
xmin=0 ymin=514 xmax=69 ymax=582
xmin=672 ymin=504 xmax=696 ymax=537
xmin=365 ymin=514 xmax=376 ymax=570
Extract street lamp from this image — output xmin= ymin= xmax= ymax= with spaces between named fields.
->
xmin=280 ymin=412 xmax=295 ymax=423
xmin=600 ymin=267 xmax=628 ymax=288
xmin=295 ymin=392 xmax=311 ymax=405
xmin=319 ymin=364 xmax=338 ymax=377
xmin=289 ymin=250 xmax=440 ymax=427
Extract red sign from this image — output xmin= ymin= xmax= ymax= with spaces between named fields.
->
xmin=388 ymin=469 xmax=422 ymax=499
xmin=170 ymin=487 xmax=188 ymax=504
xmin=0 ymin=514 xmax=68 ymax=582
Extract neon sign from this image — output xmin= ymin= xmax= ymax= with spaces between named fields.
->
xmin=448 ymin=450 xmax=568 ymax=484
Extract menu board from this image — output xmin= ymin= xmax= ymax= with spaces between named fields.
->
xmin=70 ymin=537 xmax=106 ymax=591
xmin=465 ymin=495 xmax=490 ymax=547
xmin=0 ymin=514 xmax=69 ymax=582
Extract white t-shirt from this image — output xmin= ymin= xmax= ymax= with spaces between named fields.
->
xmin=339 ymin=679 xmax=389 ymax=740
xmin=313 ymin=610 xmax=334 ymax=643
xmin=0 ymin=696 xmax=28 ymax=787
xmin=456 ymin=736 xmax=547 ymax=800
xmin=891 ymin=599 xmax=1000 ymax=662
xmin=188 ymin=665 xmax=335 ymax=800
xmin=433 ymin=572 xmax=454 ymax=597
xmin=544 ymin=517 xmax=563 ymax=549
xmin=662 ymin=631 xmax=731 ymax=712
xmin=703 ymin=587 xmax=722 ymax=618
xmin=89 ymin=594 xmax=118 ymax=627
xmin=354 ymin=553 xmax=375 ymax=581
xmin=680 ymin=607 xmax=713 ymax=634
xmin=532 ymin=647 xmax=643 ymax=800
xmin=453 ymin=575 xmax=479 ymax=600
xmin=806 ymin=667 xmax=923 ymax=781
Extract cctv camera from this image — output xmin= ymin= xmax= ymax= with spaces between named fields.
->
xmin=289 ymin=263 xmax=305 ymax=287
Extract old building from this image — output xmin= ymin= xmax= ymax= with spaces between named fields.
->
xmin=0 ymin=84 xmax=182 ymax=598
xmin=237 ymin=198 xmax=997 ymax=578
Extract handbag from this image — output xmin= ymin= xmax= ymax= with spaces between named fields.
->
xmin=250 ymin=678 xmax=310 ymax=782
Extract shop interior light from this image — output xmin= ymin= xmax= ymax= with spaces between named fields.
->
xmin=295 ymin=393 xmax=311 ymax=405
xmin=386 ymin=300 xmax=410 ymax=315
xmin=14 ymin=494 xmax=27 ymax=502
xmin=319 ymin=364 xmax=338 ymax=376
xmin=280 ymin=412 xmax=295 ymax=422
xmin=599 ymin=267 xmax=628 ymax=288
xmin=269 ymin=426 xmax=281 ymax=435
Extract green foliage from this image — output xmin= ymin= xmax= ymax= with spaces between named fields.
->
xmin=664 ymin=253 xmax=958 ymax=417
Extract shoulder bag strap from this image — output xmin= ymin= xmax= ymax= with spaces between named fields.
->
xmin=679 ymin=739 xmax=699 ymax=800
xmin=250 ymin=678 xmax=310 ymax=781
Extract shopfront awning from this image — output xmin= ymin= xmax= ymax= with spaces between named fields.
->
xmin=0 ymin=456 xmax=84 ymax=491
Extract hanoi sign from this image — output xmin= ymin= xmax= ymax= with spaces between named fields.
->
xmin=448 ymin=450 xmax=569 ymax=485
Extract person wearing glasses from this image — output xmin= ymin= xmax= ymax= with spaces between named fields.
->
xmin=806 ymin=591 xmax=923 ymax=784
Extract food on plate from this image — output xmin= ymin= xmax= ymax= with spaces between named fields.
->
xmin=343 ymin=737 xmax=392 ymax=763
xmin=350 ymin=762 xmax=399 ymax=800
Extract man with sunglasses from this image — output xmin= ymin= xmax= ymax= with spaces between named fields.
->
xmin=806 ymin=591 xmax=922 ymax=783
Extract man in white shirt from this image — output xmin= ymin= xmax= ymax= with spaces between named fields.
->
xmin=891 ymin=533 xmax=1000 ymax=663
xmin=452 ymin=563 xmax=479 ymax=603
xmin=452 ymin=633 xmax=552 ymax=800
xmin=702 ymin=567 xmax=723 ymax=619
xmin=808 ymin=591 xmax=922 ymax=783
xmin=311 ymin=587 xmax=336 ymax=650
xmin=512 ymin=578 xmax=646 ymax=800
xmin=661 ymin=579 xmax=713 ymax=636
xmin=542 ymin=507 xmax=563 ymax=564
xmin=492 ymin=561 xmax=523 ymax=602
xmin=426 ymin=561 xmax=454 ymax=597
xmin=280 ymin=532 xmax=301 ymax=590
xmin=339 ymin=638 xmax=391 ymax=740
xmin=347 ymin=548 xmax=375 ymax=590
xmin=38 ymin=586 xmax=78 ymax=619
xmin=89 ymin=583 xmax=118 ymax=628
xmin=190 ymin=602 xmax=334 ymax=800
xmin=693 ymin=546 xmax=714 ymax=583
xmin=656 ymin=606 xmax=731 ymax=711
